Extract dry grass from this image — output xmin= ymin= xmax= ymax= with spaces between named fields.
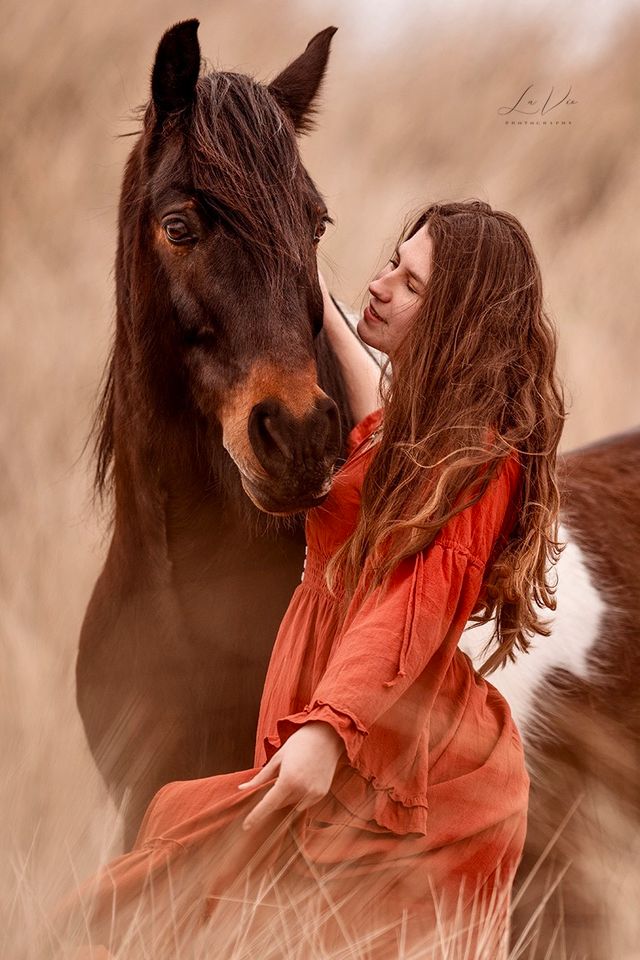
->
xmin=2 ymin=0 xmax=639 ymax=956
xmin=10 ymin=795 xmax=572 ymax=960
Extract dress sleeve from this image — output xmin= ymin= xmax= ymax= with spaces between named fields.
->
xmin=274 ymin=539 xmax=484 ymax=765
xmin=271 ymin=454 xmax=521 ymax=766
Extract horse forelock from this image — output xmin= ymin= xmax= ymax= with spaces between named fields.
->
xmin=186 ymin=71 xmax=315 ymax=290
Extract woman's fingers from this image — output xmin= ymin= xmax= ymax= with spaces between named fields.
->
xmin=242 ymin=777 xmax=310 ymax=832
xmin=237 ymin=758 xmax=278 ymax=791
xmin=318 ymin=269 xmax=329 ymax=297
xmin=238 ymin=726 xmax=338 ymax=831
xmin=242 ymin=782 xmax=284 ymax=831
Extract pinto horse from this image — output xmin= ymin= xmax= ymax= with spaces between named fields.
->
xmin=460 ymin=428 xmax=640 ymax=956
xmin=76 ymin=21 xmax=354 ymax=849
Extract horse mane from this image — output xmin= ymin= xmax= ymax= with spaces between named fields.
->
xmin=90 ymin=343 xmax=116 ymax=503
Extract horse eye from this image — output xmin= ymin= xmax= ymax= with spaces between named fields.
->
xmin=313 ymin=220 xmax=327 ymax=245
xmin=163 ymin=218 xmax=194 ymax=244
xmin=183 ymin=326 xmax=216 ymax=348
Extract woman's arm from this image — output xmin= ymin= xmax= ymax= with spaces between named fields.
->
xmin=319 ymin=271 xmax=383 ymax=423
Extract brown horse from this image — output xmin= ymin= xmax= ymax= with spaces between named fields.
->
xmin=460 ymin=427 xmax=640 ymax=956
xmin=76 ymin=20 xmax=355 ymax=849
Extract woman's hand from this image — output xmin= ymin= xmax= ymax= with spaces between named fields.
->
xmin=237 ymin=721 xmax=345 ymax=831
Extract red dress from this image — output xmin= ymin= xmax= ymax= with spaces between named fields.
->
xmin=56 ymin=408 xmax=530 ymax=957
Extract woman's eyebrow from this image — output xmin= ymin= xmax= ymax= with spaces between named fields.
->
xmin=396 ymin=248 xmax=427 ymax=288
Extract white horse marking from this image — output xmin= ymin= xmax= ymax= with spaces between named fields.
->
xmin=459 ymin=523 xmax=605 ymax=736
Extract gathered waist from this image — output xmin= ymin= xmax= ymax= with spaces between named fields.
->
xmin=300 ymin=547 xmax=345 ymax=597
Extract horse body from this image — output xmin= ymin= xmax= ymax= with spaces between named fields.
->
xmin=78 ymin=476 xmax=308 ymax=846
xmin=461 ymin=524 xmax=605 ymax=733
xmin=460 ymin=427 xmax=640 ymax=955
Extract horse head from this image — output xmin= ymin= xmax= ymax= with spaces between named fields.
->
xmin=109 ymin=20 xmax=343 ymax=516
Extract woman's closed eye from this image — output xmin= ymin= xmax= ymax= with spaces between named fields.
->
xmin=389 ymin=255 xmax=419 ymax=294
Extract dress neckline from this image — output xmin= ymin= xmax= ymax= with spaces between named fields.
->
xmin=346 ymin=418 xmax=383 ymax=465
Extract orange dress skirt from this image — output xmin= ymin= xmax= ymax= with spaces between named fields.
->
xmin=55 ymin=409 xmax=530 ymax=959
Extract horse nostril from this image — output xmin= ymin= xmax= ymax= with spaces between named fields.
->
xmin=248 ymin=395 xmax=341 ymax=476
xmin=312 ymin=395 xmax=341 ymax=456
xmin=249 ymin=400 xmax=293 ymax=465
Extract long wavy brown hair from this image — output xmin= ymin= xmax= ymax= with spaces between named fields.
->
xmin=324 ymin=199 xmax=567 ymax=675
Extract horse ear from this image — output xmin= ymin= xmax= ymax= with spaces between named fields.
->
xmin=268 ymin=26 xmax=338 ymax=134
xmin=151 ymin=19 xmax=201 ymax=122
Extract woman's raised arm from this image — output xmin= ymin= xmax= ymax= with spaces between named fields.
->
xmin=319 ymin=271 xmax=383 ymax=423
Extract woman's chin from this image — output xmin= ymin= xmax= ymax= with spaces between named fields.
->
xmin=356 ymin=317 xmax=383 ymax=351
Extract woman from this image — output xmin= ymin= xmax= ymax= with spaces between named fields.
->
xmin=56 ymin=199 xmax=565 ymax=959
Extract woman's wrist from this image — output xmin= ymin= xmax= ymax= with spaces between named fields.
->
xmin=304 ymin=719 xmax=346 ymax=758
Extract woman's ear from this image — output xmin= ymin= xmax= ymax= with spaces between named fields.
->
xmin=268 ymin=26 xmax=338 ymax=134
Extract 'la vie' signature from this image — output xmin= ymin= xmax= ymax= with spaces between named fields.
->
xmin=498 ymin=84 xmax=577 ymax=116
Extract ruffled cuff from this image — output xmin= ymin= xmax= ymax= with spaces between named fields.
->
xmin=264 ymin=698 xmax=369 ymax=767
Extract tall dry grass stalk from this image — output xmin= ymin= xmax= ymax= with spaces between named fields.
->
xmin=16 ymin=795 xmax=573 ymax=960
xmin=1 ymin=0 xmax=639 ymax=956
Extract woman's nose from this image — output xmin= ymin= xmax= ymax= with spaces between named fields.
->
xmin=369 ymin=277 xmax=390 ymax=302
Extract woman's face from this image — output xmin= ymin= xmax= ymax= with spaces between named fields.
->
xmin=357 ymin=225 xmax=433 ymax=359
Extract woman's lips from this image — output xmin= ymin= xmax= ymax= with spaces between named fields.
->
xmin=364 ymin=304 xmax=386 ymax=324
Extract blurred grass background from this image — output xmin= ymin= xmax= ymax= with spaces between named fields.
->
xmin=1 ymin=0 xmax=639 ymax=952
